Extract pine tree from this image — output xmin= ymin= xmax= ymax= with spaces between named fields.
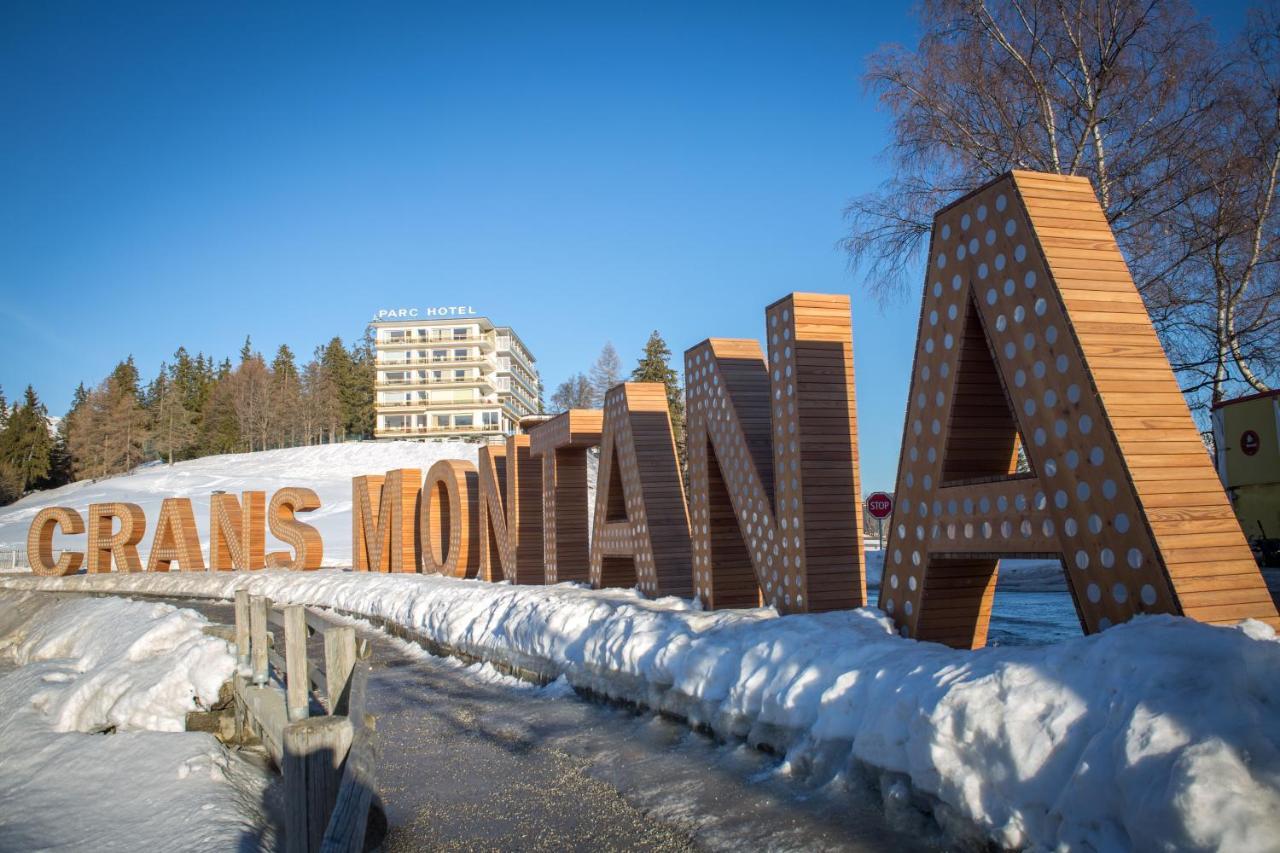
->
xmin=0 ymin=386 xmax=54 ymax=502
xmin=631 ymin=331 xmax=686 ymax=468
xmin=270 ymin=344 xmax=302 ymax=448
xmin=589 ymin=342 xmax=622 ymax=404
xmin=150 ymin=364 xmax=198 ymax=464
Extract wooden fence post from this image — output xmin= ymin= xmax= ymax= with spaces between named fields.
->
xmin=250 ymin=595 xmax=272 ymax=686
xmin=235 ymin=588 xmax=251 ymax=669
xmin=284 ymin=605 xmax=309 ymax=721
xmin=323 ymin=627 xmax=356 ymax=715
xmin=284 ymin=716 xmax=354 ymax=853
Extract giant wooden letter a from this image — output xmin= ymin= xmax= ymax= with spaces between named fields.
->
xmin=880 ymin=170 xmax=1280 ymax=648
xmin=684 ymin=293 xmax=865 ymax=613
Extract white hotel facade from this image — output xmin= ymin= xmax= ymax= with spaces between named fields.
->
xmin=373 ymin=306 xmax=540 ymax=441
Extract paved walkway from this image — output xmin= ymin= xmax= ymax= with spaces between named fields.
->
xmin=146 ymin=596 xmax=938 ymax=851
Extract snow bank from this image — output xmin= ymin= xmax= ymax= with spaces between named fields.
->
xmin=0 ymin=440 xmax=480 ymax=565
xmin=5 ymin=570 xmax=1277 ymax=850
xmin=0 ymin=591 xmax=273 ymax=850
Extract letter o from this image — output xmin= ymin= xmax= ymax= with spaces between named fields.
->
xmin=420 ymin=460 xmax=479 ymax=578
xmin=27 ymin=507 xmax=85 ymax=576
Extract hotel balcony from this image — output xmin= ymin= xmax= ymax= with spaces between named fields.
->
xmin=377 ymin=335 xmax=494 ymax=350
xmin=376 ymin=354 xmax=493 ymax=368
xmin=376 ymin=397 xmax=501 ymax=409
xmin=376 ymin=376 xmax=492 ymax=390
xmin=375 ymin=425 xmax=505 ymax=438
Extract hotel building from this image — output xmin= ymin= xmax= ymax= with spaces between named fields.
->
xmin=373 ymin=308 xmax=540 ymax=441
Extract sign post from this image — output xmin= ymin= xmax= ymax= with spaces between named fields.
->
xmin=865 ymin=491 xmax=894 ymax=550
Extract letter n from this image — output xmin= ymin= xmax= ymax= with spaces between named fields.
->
xmin=210 ymin=491 xmax=266 ymax=570
xmin=880 ymin=170 xmax=1279 ymax=648
xmin=352 ymin=470 xmax=421 ymax=572
xmin=477 ymin=437 xmax=543 ymax=582
xmin=684 ymin=293 xmax=865 ymax=613
xmin=589 ymin=383 xmax=692 ymax=597
xmin=529 ymin=409 xmax=603 ymax=583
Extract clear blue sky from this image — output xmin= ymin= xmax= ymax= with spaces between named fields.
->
xmin=0 ymin=0 xmax=1257 ymax=490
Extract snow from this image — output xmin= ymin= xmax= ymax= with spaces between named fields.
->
xmin=4 ymin=569 xmax=1278 ymax=851
xmin=0 ymin=590 xmax=274 ymax=850
xmin=0 ymin=440 xmax=481 ymax=565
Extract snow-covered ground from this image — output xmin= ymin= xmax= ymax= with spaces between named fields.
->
xmin=4 ymin=568 xmax=1278 ymax=851
xmin=0 ymin=591 xmax=275 ymax=850
xmin=0 ymin=441 xmax=481 ymax=565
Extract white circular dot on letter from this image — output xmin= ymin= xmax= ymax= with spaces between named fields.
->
xmin=1075 ymin=550 xmax=1089 ymax=570
xmin=1140 ymin=584 xmax=1156 ymax=606
xmin=1127 ymin=548 xmax=1143 ymax=569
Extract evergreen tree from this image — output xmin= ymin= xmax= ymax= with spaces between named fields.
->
xmin=589 ymin=342 xmax=622 ymax=404
xmin=270 ymin=344 xmax=302 ymax=448
xmin=0 ymin=385 xmax=8 ymax=432
xmin=0 ymin=386 xmax=54 ymax=502
xmin=150 ymin=364 xmax=198 ymax=464
xmin=631 ymin=331 xmax=686 ymax=467
xmin=550 ymin=373 xmax=595 ymax=411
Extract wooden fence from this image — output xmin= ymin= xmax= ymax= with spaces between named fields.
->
xmin=232 ymin=590 xmax=380 ymax=853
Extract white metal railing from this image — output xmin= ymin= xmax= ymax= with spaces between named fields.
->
xmin=0 ymin=549 xmax=28 ymax=570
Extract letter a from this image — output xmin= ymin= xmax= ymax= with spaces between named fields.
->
xmin=880 ymin=170 xmax=1279 ymax=648
xmin=589 ymin=383 xmax=692 ymax=598
xmin=684 ymin=293 xmax=865 ymax=613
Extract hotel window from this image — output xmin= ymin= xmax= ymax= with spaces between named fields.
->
xmin=433 ymin=349 xmax=447 ymax=362
xmin=453 ymin=327 xmax=468 ymax=340
xmin=454 ymin=348 xmax=468 ymax=360
xmin=454 ymin=369 xmax=467 ymax=380
xmin=455 ymin=414 xmax=474 ymax=427
xmin=482 ymin=411 xmax=499 ymax=428
xmin=432 ymin=371 xmax=443 ymax=381
xmin=435 ymin=415 xmax=451 ymax=428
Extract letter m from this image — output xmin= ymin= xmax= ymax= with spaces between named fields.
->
xmin=684 ymin=293 xmax=865 ymax=613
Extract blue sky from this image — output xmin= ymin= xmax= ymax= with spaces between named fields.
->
xmin=0 ymin=1 xmax=1258 ymax=490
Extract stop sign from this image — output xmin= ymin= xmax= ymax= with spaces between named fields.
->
xmin=866 ymin=492 xmax=894 ymax=520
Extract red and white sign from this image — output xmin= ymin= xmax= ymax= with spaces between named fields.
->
xmin=866 ymin=492 xmax=894 ymax=520
xmin=1241 ymin=430 xmax=1261 ymax=456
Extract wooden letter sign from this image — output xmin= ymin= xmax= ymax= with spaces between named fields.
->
xmin=529 ymin=409 xmax=603 ymax=584
xmin=477 ymin=436 xmax=544 ymax=583
xmin=590 ymin=383 xmax=693 ymax=598
xmin=684 ymin=293 xmax=865 ymax=613
xmin=147 ymin=498 xmax=206 ymax=572
xmin=27 ymin=507 xmax=84 ymax=576
xmin=353 ymin=469 xmax=421 ymax=573
xmin=210 ymin=491 xmax=266 ymax=571
xmin=266 ymin=487 xmax=324 ymax=571
xmin=880 ymin=170 xmax=1280 ymax=648
xmin=87 ymin=502 xmax=146 ymax=573
xmin=420 ymin=459 xmax=480 ymax=578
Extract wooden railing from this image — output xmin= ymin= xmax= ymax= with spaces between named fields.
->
xmin=232 ymin=591 xmax=380 ymax=853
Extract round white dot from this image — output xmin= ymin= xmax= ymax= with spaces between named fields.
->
xmin=1140 ymin=584 xmax=1156 ymax=606
xmin=1075 ymin=550 xmax=1089 ymax=569
xmin=1127 ymin=548 xmax=1143 ymax=569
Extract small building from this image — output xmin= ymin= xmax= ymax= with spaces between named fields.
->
xmin=1212 ymin=389 xmax=1280 ymax=546
xmin=372 ymin=308 xmax=540 ymax=441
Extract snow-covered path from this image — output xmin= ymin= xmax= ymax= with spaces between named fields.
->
xmin=0 ymin=591 xmax=276 ymax=851
xmin=4 ymin=569 xmax=1279 ymax=851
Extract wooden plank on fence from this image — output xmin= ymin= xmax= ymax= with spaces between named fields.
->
xmin=250 ymin=595 xmax=272 ymax=685
xmin=235 ymin=588 xmax=250 ymax=668
xmin=284 ymin=605 xmax=309 ymax=722
xmin=284 ymin=716 xmax=354 ymax=853
xmin=323 ymin=627 xmax=357 ymax=715
xmin=320 ymin=725 xmax=379 ymax=853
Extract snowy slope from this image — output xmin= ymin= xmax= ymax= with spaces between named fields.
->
xmin=0 ymin=441 xmax=480 ymax=565
xmin=0 ymin=590 xmax=274 ymax=850
xmin=5 ymin=569 xmax=1278 ymax=851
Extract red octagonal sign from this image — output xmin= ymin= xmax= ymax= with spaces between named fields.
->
xmin=866 ymin=491 xmax=894 ymax=520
